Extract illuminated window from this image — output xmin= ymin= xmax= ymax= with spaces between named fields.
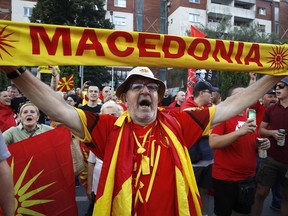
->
xmin=189 ymin=0 xmax=200 ymax=3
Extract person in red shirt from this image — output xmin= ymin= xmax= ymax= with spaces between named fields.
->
xmin=210 ymin=85 xmax=270 ymax=216
xmin=0 ymin=65 xmax=284 ymax=216
xmin=0 ymin=89 xmax=17 ymax=132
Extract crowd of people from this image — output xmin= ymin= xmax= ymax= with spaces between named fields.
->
xmin=0 ymin=65 xmax=287 ymax=216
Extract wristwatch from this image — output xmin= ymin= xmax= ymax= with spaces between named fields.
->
xmin=6 ymin=66 xmax=27 ymax=79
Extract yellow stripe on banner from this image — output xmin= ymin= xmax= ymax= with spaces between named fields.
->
xmin=0 ymin=20 xmax=287 ymax=75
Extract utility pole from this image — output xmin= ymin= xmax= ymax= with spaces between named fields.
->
xmin=136 ymin=0 xmax=143 ymax=32
xmin=159 ymin=0 xmax=168 ymax=82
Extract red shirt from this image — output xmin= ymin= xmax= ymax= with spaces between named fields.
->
xmin=211 ymin=113 xmax=258 ymax=181
xmin=80 ymin=107 xmax=215 ymax=215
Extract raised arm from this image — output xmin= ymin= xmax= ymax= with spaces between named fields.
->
xmin=0 ymin=66 xmax=84 ymax=139
xmin=211 ymin=75 xmax=283 ymax=128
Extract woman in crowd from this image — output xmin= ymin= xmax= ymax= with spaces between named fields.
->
xmin=3 ymin=102 xmax=52 ymax=144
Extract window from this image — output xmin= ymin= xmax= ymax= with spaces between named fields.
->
xmin=24 ymin=7 xmax=33 ymax=17
xmin=258 ymin=8 xmax=266 ymax=16
xmin=189 ymin=0 xmax=200 ymax=3
xmin=114 ymin=0 xmax=126 ymax=8
xmin=114 ymin=16 xmax=126 ymax=26
xmin=189 ymin=13 xmax=200 ymax=23
xmin=274 ymin=7 xmax=279 ymax=35
xmin=258 ymin=24 xmax=265 ymax=33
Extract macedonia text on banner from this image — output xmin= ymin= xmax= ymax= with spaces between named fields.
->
xmin=0 ymin=20 xmax=287 ymax=75
xmin=6 ymin=126 xmax=77 ymax=216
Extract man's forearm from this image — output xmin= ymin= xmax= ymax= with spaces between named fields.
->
xmin=210 ymin=131 xmax=242 ymax=149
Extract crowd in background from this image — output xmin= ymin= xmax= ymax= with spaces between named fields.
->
xmin=0 ymin=66 xmax=288 ymax=216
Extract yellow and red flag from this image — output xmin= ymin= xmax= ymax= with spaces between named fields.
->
xmin=6 ymin=126 xmax=77 ymax=216
xmin=57 ymin=75 xmax=75 ymax=92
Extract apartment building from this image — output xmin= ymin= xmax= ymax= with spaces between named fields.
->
xmin=1 ymin=0 xmax=287 ymax=38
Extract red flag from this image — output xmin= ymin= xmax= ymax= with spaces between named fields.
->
xmin=6 ymin=126 xmax=77 ymax=216
xmin=57 ymin=75 xmax=75 ymax=92
xmin=186 ymin=25 xmax=206 ymax=99
xmin=190 ymin=25 xmax=206 ymax=38
xmin=0 ymin=104 xmax=17 ymax=132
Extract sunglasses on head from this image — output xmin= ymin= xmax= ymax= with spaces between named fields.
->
xmin=275 ymin=83 xmax=287 ymax=89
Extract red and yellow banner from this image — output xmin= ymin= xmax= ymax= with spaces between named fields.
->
xmin=0 ymin=20 xmax=287 ymax=75
xmin=7 ymin=126 xmax=77 ymax=216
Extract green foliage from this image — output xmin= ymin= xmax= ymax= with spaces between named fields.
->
xmin=169 ymin=68 xmax=187 ymax=89
xmin=30 ymin=0 xmax=114 ymax=29
xmin=29 ymin=0 xmax=114 ymax=89
xmin=218 ymin=71 xmax=250 ymax=100
xmin=0 ymin=73 xmax=9 ymax=90
xmin=81 ymin=66 xmax=111 ymax=89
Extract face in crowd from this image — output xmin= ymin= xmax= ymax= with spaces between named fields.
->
xmin=19 ymin=103 xmax=40 ymax=129
xmin=201 ymin=89 xmax=213 ymax=105
xmin=275 ymin=81 xmax=288 ymax=100
xmin=0 ymin=90 xmax=12 ymax=106
xmin=262 ymin=93 xmax=277 ymax=107
xmin=176 ymin=91 xmax=186 ymax=104
xmin=121 ymin=77 xmax=159 ymax=126
xmin=87 ymin=86 xmax=100 ymax=102
xmin=102 ymin=86 xmax=112 ymax=100
xmin=66 ymin=96 xmax=76 ymax=107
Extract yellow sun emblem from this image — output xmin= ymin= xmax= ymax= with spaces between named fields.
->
xmin=267 ymin=46 xmax=288 ymax=70
xmin=10 ymin=157 xmax=56 ymax=216
xmin=0 ymin=25 xmax=17 ymax=60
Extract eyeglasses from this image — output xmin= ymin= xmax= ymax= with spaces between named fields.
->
xmin=129 ymin=83 xmax=159 ymax=93
xmin=275 ymin=83 xmax=287 ymax=89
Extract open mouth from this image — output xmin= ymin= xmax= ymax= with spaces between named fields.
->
xmin=139 ymin=99 xmax=151 ymax=107
xmin=26 ymin=117 xmax=33 ymax=122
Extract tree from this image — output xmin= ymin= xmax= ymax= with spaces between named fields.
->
xmin=29 ymin=0 xmax=114 ymax=88
xmin=0 ymin=73 xmax=9 ymax=91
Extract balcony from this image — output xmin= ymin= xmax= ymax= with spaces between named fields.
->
xmin=235 ymin=0 xmax=256 ymax=6
xmin=207 ymin=3 xmax=255 ymax=20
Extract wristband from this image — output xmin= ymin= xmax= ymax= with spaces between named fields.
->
xmin=6 ymin=66 xmax=27 ymax=79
